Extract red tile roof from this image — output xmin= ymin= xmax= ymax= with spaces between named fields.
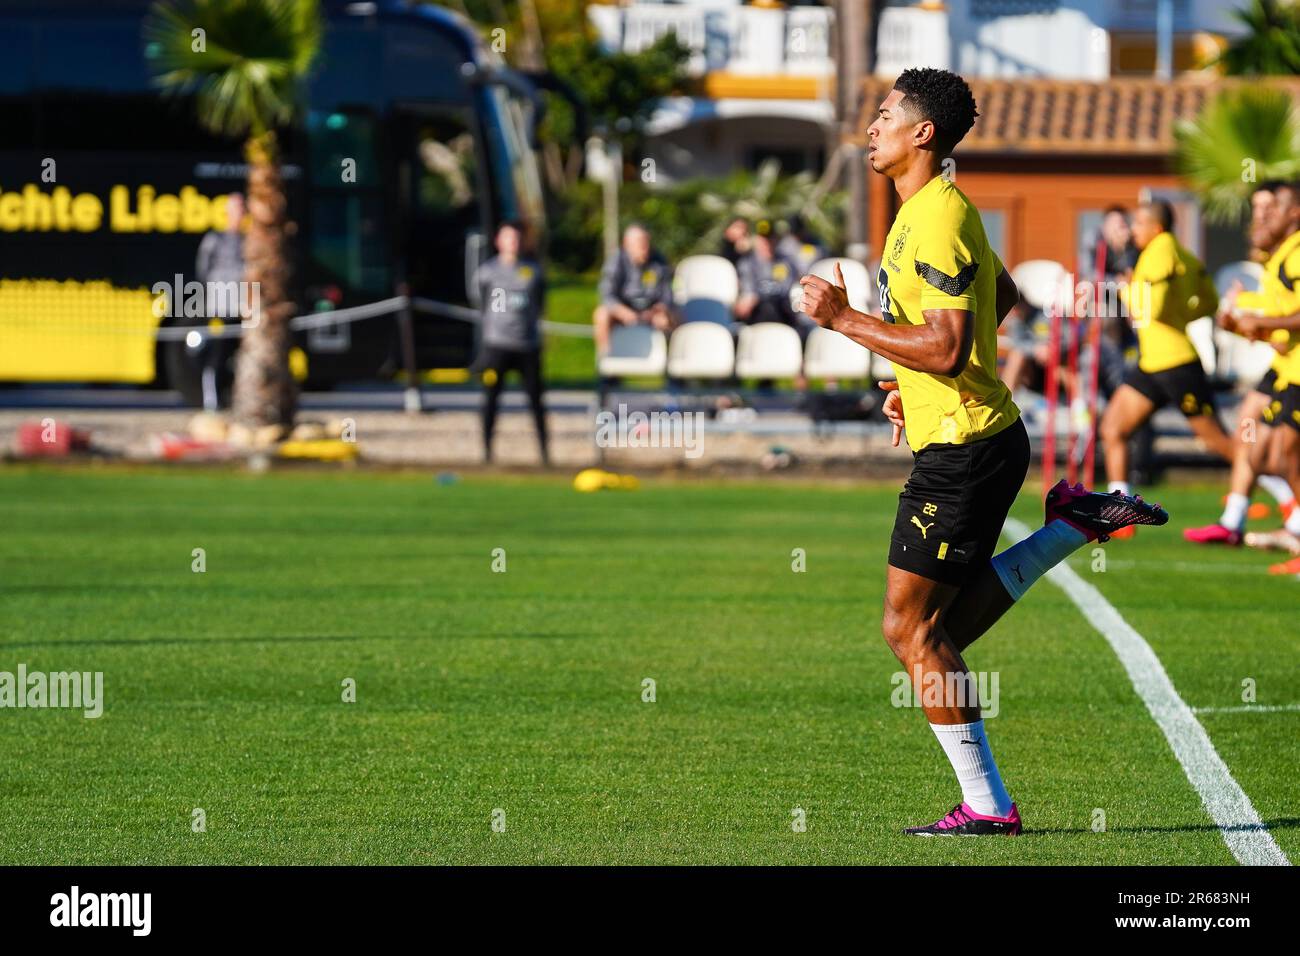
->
xmin=853 ymin=75 xmax=1300 ymax=155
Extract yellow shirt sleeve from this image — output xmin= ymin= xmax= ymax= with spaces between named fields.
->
xmin=915 ymin=215 xmax=981 ymax=313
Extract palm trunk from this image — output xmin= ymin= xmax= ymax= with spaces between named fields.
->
xmin=232 ymin=131 xmax=297 ymax=430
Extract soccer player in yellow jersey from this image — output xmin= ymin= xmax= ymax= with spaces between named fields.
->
xmin=1099 ymin=201 xmax=1235 ymax=539
xmin=1186 ymin=182 xmax=1300 ymax=549
xmin=1220 ymin=184 xmax=1300 ymax=571
xmin=799 ymin=68 xmax=1166 ymax=836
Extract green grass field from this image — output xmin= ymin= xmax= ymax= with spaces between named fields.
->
xmin=0 ymin=465 xmax=1296 ymax=865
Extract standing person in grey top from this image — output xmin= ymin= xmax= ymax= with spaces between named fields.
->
xmin=197 ymin=192 xmax=246 ymax=317
xmin=191 ymin=192 xmax=245 ymax=409
xmin=592 ymin=223 xmax=675 ymax=355
xmin=473 ymin=221 xmax=549 ymax=465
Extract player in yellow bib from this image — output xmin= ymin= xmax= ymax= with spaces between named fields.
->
xmin=1185 ymin=181 xmax=1300 ymax=550
xmin=1219 ymin=183 xmax=1300 ymax=571
xmin=799 ymin=68 xmax=1166 ymax=836
xmin=1098 ymin=201 xmax=1235 ymax=540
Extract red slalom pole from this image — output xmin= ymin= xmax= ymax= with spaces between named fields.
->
xmin=1082 ymin=240 xmax=1107 ymax=488
xmin=1043 ymin=302 xmax=1060 ymax=495
xmin=1065 ymin=310 xmax=1080 ymax=486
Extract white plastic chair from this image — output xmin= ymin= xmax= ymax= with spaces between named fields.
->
xmin=679 ymin=298 xmax=734 ymax=326
xmin=806 ymin=257 xmax=874 ymax=311
xmin=667 ymin=322 xmax=736 ymax=379
xmin=1011 ymin=259 xmax=1071 ymax=312
xmin=735 ymin=322 xmax=804 ymax=379
xmin=673 ymin=254 xmax=739 ymax=307
xmin=803 ymin=326 xmax=870 ymax=379
xmin=597 ymin=324 xmax=667 ymax=378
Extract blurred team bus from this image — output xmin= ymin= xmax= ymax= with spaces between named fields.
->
xmin=0 ymin=0 xmax=544 ymax=403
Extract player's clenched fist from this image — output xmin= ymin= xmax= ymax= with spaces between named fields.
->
xmin=798 ymin=262 xmax=851 ymax=329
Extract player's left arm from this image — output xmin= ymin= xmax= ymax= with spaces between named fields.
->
xmin=994 ymin=267 xmax=1019 ymax=324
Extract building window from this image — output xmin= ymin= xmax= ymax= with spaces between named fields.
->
xmin=970 ymin=0 xmax=1061 ymax=19
xmin=981 ymin=209 xmax=1007 ymax=262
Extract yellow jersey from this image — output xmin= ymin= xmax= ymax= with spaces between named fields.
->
xmin=1125 ymin=231 xmax=1218 ymax=374
xmin=877 ymin=175 xmax=1018 ymax=453
xmin=1233 ymin=228 xmax=1300 ymax=385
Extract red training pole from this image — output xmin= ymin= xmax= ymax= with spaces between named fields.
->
xmin=1066 ymin=311 xmax=1081 ymax=486
xmin=1082 ymin=239 xmax=1107 ymax=488
xmin=1043 ymin=302 xmax=1060 ymax=495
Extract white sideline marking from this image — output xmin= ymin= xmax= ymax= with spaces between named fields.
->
xmin=1004 ymin=518 xmax=1291 ymax=867
xmin=1192 ymin=704 xmax=1300 ymax=715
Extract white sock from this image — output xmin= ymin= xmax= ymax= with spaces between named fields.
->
xmin=990 ymin=520 xmax=1089 ymax=601
xmin=1108 ymin=480 xmax=1130 ymax=495
xmin=1220 ymin=492 xmax=1250 ymax=532
xmin=1258 ymin=473 xmax=1296 ymax=507
xmin=929 ymin=719 xmax=1013 ymax=817
xmin=1287 ymin=506 xmax=1300 ymax=535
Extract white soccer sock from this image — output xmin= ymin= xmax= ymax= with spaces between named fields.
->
xmin=1108 ymin=480 xmax=1130 ymax=495
xmin=1258 ymin=473 xmax=1297 ymax=507
xmin=1287 ymin=505 xmax=1300 ymax=535
xmin=929 ymin=719 xmax=1013 ymax=817
xmin=990 ymin=520 xmax=1089 ymax=601
xmin=1220 ymin=492 xmax=1250 ymax=532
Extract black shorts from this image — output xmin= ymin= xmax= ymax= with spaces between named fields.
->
xmin=1123 ymin=360 xmax=1215 ymax=418
xmin=473 ymin=345 xmax=541 ymax=377
xmin=1261 ymin=383 xmax=1300 ymax=433
xmin=888 ymin=416 xmax=1031 ymax=587
xmin=1254 ymin=367 xmax=1280 ymax=397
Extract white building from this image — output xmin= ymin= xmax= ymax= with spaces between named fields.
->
xmin=587 ymin=0 xmax=1251 ymax=184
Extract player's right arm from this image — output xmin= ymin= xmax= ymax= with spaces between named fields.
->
xmin=800 ymin=264 xmax=974 ymax=377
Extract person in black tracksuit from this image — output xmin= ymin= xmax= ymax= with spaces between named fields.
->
xmin=473 ymin=222 xmax=548 ymax=465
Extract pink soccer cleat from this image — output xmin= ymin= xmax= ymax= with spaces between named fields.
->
xmin=1044 ymin=479 xmax=1169 ymax=544
xmin=903 ymin=802 xmax=1022 ymax=836
xmin=1183 ymin=523 xmax=1243 ymax=547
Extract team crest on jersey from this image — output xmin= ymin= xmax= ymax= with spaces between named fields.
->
xmin=890 ymin=224 xmax=911 ymax=261
xmin=518 ymin=266 xmax=533 ymax=280
xmin=641 ymin=269 xmax=658 ymax=286
xmin=772 ymin=263 xmax=788 ymax=280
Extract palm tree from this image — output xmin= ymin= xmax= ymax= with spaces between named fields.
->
xmin=1213 ymin=0 xmax=1300 ymax=75
xmin=146 ymin=0 xmax=322 ymax=430
xmin=1174 ymin=86 xmax=1300 ymax=225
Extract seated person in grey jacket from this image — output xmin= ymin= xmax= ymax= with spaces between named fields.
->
xmin=592 ymin=223 xmax=675 ymax=355
xmin=735 ymin=231 xmax=815 ymax=342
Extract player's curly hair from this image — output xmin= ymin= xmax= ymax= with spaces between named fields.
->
xmin=893 ymin=68 xmax=979 ymax=157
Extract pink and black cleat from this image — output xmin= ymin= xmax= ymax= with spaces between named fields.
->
xmin=1044 ymin=479 xmax=1169 ymax=544
xmin=903 ymin=802 xmax=1022 ymax=836
xmin=1183 ymin=523 xmax=1243 ymax=547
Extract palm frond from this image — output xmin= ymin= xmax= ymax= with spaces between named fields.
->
xmin=1174 ymin=86 xmax=1300 ymax=225
xmin=145 ymin=0 xmax=322 ymax=139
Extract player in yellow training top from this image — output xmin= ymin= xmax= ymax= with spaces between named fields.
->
xmin=799 ymin=68 xmax=1166 ymax=837
xmin=1219 ymin=182 xmax=1300 ymax=573
xmin=1185 ymin=181 xmax=1300 ymax=551
xmin=1098 ymin=200 xmax=1235 ymax=537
